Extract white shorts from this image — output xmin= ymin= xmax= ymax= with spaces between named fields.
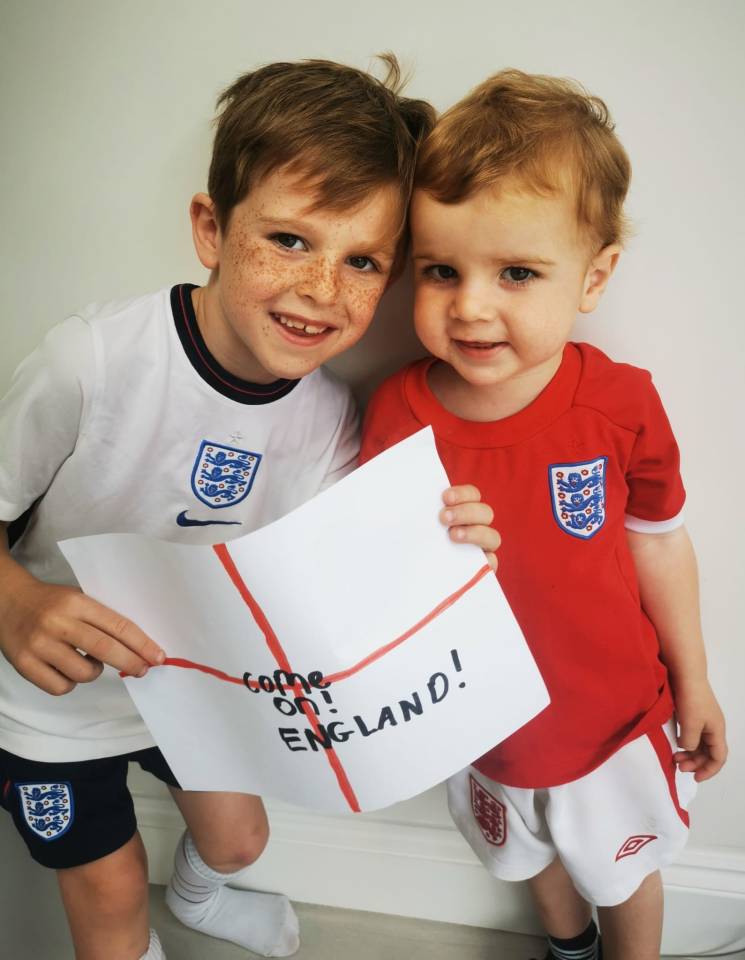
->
xmin=447 ymin=720 xmax=696 ymax=907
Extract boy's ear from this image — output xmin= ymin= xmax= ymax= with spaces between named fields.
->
xmin=190 ymin=193 xmax=221 ymax=271
xmin=579 ymin=243 xmax=621 ymax=313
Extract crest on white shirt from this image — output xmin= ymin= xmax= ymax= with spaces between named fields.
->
xmin=191 ymin=440 xmax=262 ymax=509
xmin=549 ymin=456 xmax=607 ymax=539
xmin=17 ymin=782 xmax=74 ymax=841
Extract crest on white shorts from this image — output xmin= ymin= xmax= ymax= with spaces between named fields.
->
xmin=191 ymin=441 xmax=262 ymax=509
xmin=17 ymin=782 xmax=74 ymax=841
xmin=548 ymin=456 xmax=607 ymax=539
xmin=469 ymin=774 xmax=506 ymax=846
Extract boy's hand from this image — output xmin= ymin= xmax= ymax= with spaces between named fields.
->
xmin=672 ymin=679 xmax=727 ymax=781
xmin=440 ymin=485 xmax=501 ymax=570
xmin=0 ymin=566 xmax=165 ymax=696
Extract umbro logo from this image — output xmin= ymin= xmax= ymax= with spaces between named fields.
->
xmin=615 ymin=835 xmax=657 ymax=861
xmin=176 ymin=511 xmax=242 ymax=528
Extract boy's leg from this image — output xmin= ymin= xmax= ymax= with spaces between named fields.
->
xmin=1 ymin=748 xmax=166 ymax=960
xmin=528 ymin=857 xmax=600 ymax=959
xmin=57 ymin=831 xmax=152 ymax=960
xmin=541 ymin=724 xmax=692 ymax=960
xmin=596 ymin=870 xmax=663 ymax=960
xmin=528 ymin=856 xmax=593 ymax=936
xmin=446 ymin=769 xmax=600 ymax=958
xmin=170 ymin=787 xmax=269 ymax=871
xmin=166 ymin=788 xmax=298 ymax=957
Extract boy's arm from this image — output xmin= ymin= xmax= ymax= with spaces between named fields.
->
xmin=627 ymin=525 xmax=726 ymax=780
xmin=0 ymin=521 xmax=165 ymax=695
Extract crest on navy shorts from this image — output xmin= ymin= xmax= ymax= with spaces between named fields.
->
xmin=191 ymin=440 xmax=262 ymax=509
xmin=548 ymin=456 xmax=607 ymax=540
xmin=469 ymin=774 xmax=506 ymax=846
xmin=17 ymin=782 xmax=74 ymax=841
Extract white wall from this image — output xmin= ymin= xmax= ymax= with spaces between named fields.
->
xmin=3 ymin=0 xmax=744 ymax=952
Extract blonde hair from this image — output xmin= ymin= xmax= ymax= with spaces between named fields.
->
xmin=415 ymin=69 xmax=631 ymax=247
xmin=208 ymin=55 xmax=435 ymax=232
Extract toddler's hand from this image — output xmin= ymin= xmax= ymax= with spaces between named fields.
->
xmin=672 ymin=679 xmax=727 ymax=781
xmin=0 ymin=567 xmax=165 ymax=696
xmin=440 ymin=485 xmax=500 ymax=571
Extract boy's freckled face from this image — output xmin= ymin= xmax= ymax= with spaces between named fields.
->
xmin=199 ymin=167 xmax=402 ymax=383
xmin=410 ymin=184 xmax=604 ymax=405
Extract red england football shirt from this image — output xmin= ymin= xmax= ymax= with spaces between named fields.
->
xmin=360 ymin=343 xmax=684 ymax=787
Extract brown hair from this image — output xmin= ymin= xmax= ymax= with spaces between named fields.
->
xmin=208 ymin=55 xmax=435 ymax=233
xmin=416 ymin=69 xmax=631 ymax=247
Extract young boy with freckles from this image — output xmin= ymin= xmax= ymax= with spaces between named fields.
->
xmin=0 ymin=58 xmax=500 ymax=960
xmin=360 ymin=70 xmax=727 ymax=960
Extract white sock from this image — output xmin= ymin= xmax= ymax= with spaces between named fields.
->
xmin=139 ymin=929 xmax=166 ymax=959
xmin=166 ymin=830 xmax=299 ymax=957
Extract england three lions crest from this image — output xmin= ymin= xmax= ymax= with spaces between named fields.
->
xmin=191 ymin=441 xmax=262 ymax=509
xmin=469 ymin=774 xmax=506 ymax=846
xmin=17 ymin=782 xmax=74 ymax=841
xmin=549 ymin=456 xmax=607 ymax=540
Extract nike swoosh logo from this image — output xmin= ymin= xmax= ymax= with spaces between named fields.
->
xmin=176 ymin=511 xmax=242 ymax=528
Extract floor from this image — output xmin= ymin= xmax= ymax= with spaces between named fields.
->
xmin=160 ymin=892 xmax=548 ymax=960
xmin=0 ymin=816 xmax=712 ymax=959
xmin=7 ymin=876 xmax=725 ymax=960
xmin=5 ymin=880 xmax=548 ymax=959
xmin=0 ymin=807 xmax=547 ymax=958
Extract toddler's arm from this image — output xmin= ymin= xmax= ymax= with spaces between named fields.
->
xmin=440 ymin=485 xmax=500 ymax=570
xmin=627 ymin=525 xmax=726 ymax=781
xmin=0 ymin=521 xmax=165 ymax=695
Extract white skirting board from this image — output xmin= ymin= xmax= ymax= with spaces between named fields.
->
xmin=135 ymin=791 xmax=745 ymax=957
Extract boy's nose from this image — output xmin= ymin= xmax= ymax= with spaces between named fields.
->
xmin=451 ymin=285 xmax=498 ymax=324
xmin=296 ymin=259 xmax=340 ymax=306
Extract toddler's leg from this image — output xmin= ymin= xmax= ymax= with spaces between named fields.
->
xmin=596 ymin=870 xmax=663 ymax=960
xmin=166 ymin=789 xmax=298 ymax=957
xmin=57 ymin=831 xmax=156 ymax=960
xmin=529 ymin=857 xmax=600 ymax=959
xmin=529 ymin=856 xmax=592 ymax=936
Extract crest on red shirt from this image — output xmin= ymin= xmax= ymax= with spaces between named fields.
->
xmin=548 ymin=456 xmax=607 ymax=540
xmin=469 ymin=774 xmax=507 ymax=846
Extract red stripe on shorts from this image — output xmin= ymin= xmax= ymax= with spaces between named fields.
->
xmin=647 ymin=725 xmax=690 ymax=828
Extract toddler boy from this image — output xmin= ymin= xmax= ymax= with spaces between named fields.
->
xmin=360 ymin=70 xmax=727 ymax=960
xmin=0 ymin=57 xmax=499 ymax=960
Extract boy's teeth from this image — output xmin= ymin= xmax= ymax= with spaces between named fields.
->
xmin=276 ymin=314 xmax=327 ymax=335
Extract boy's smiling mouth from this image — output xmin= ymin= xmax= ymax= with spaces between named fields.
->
xmin=271 ymin=311 xmax=332 ymax=340
xmin=454 ymin=339 xmax=508 ymax=356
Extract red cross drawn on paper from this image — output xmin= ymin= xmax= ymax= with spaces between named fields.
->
xmin=160 ymin=542 xmax=492 ymax=812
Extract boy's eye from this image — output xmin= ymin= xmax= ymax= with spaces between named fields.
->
xmin=501 ymin=266 xmax=536 ymax=285
xmin=347 ymin=255 xmax=378 ymax=273
xmin=424 ymin=264 xmax=458 ymax=281
xmin=272 ymin=233 xmax=306 ymax=251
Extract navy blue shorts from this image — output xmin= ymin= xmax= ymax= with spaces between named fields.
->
xmin=0 ymin=746 xmax=180 ymax=869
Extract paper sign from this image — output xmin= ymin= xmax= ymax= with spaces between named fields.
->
xmin=60 ymin=428 xmax=549 ymax=813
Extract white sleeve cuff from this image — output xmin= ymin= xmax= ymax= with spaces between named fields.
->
xmin=624 ymin=508 xmax=685 ymax=534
